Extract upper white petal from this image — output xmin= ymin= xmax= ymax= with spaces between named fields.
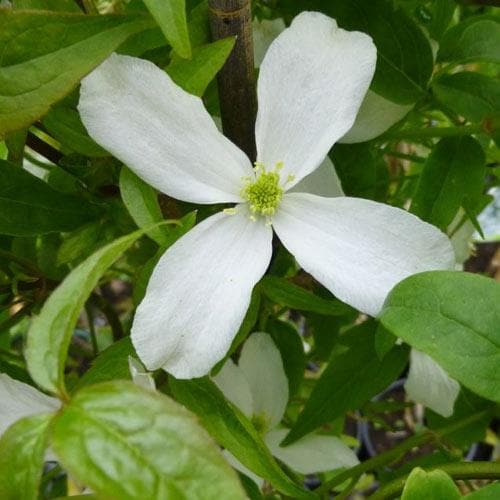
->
xmin=255 ymin=11 xmax=376 ymax=187
xmin=290 ymin=155 xmax=344 ymax=198
xmin=0 ymin=374 xmax=60 ymax=437
xmin=238 ymin=333 xmax=289 ymax=429
xmin=79 ymin=53 xmax=252 ymax=204
xmin=131 ymin=209 xmax=273 ymax=379
xmin=273 ymin=193 xmax=455 ymax=317
xmin=264 ymin=429 xmax=359 ymax=474
xmin=212 ymin=359 xmax=254 ymax=417
xmin=339 ymin=90 xmax=412 ymax=144
xmin=405 ymin=349 xmax=460 ymax=418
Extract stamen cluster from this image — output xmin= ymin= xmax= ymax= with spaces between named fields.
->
xmin=242 ymin=162 xmax=285 ymax=218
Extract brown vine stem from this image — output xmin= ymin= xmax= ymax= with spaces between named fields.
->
xmin=208 ymin=0 xmax=257 ymax=162
xmin=315 ymin=409 xmax=494 ymax=496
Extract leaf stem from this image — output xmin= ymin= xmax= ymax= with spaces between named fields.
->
xmin=385 ymin=124 xmax=483 ymax=141
xmin=315 ymin=409 xmax=493 ymax=495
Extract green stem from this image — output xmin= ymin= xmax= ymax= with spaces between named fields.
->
xmin=85 ymin=303 xmax=99 ymax=356
xmin=89 ymin=292 xmax=124 ymax=341
xmin=371 ymin=461 xmax=500 ymax=500
xmin=315 ymin=409 xmax=493 ymax=495
xmin=385 ymin=124 xmax=483 ymax=141
xmin=0 ymin=249 xmax=42 ymax=277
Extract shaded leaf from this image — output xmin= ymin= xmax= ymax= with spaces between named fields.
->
xmin=401 ymin=468 xmax=460 ymax=500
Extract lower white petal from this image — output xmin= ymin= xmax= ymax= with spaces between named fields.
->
xmin=0 ymin=374 xmax=60 ymax=437
xmin=128 ymin=356 xmax=156 ymax=391
xmin=273 ymin=193 xmax=455 ymax=317
xmin=339 ymin=90 xmax=412 ymax=144
xmin=265 ymin=429 xmax=359 ymax=475
xmin=212 ymin=359 xmax=254 ymax=417
xmin=238 ymin=333 xmax=289 ymax=430
xmin=405 ymin=349 xmax=460 ymax=418
xmin=290 ymin=155 xmax=344 ymax=198
xmin=131 ymin=210 xmax=273 ymax=379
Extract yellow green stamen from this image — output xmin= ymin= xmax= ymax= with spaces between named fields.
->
xmin=242 ymin=162 xmax=287 ymax=218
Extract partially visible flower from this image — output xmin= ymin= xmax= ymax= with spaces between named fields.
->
xmin=404 ymin=350 xmax=460 ymax=418
xmin=79 ymin=12 xmax=454 ymax=380
xmin=213 ymin=332 xmax=359 ymax=478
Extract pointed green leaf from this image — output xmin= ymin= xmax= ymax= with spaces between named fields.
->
xmin=51 ymin=382 xmax=245 ymax=499
xmin=169 ymin=377 xmax=313 ymax=499
xmin=142 ymin=0 xmax=191 ymax=58
xmin=260 ymin=276 xmax=351 ymax=316
xmin=26 ymin=228 xmax=148 ymax=396
xmin=167 ymin=37 xmax=235 ymax=96
xmin=410 ymin=136 xmax=486 ymax=231
xmin=0 ymin=10 xmax=152 ymax=135
xmin=381 ymin=271 xmax=500 ymax=403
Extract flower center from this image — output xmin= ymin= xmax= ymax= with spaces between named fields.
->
xmin=242 ymin=162 xmax=290 ymax=218
xmin=251 ymin=412 xmax=271 ymax=435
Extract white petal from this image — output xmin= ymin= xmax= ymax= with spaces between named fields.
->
xmin=131 ymin=210 xmax=273 ymax=379
xmin=212 ymin=359 xmax=254 ymax=417
xmin=0 ymin=374 xmax=60 ymax=437
xmin=291 ymin=155 xmax=344 ymax=198
xmin=128 ymin=356 xmax=156 ymax=391
xmin=255 ymin=12 xmax=376 ymax=187
xmin=79 ymin=54 xmax=252 ymax=204
xmin=252 ymin=18 xmax=286 ymax=67
xmin=405 ymin=349 xmax=460 ymax=418
xmin=238 ymin=333 xmax=289 ymax=430
xmin=339 ymin=91 xmax=412 ymax=144
xmin=265 ymin=429 xmax=359 ymax=474
xmin=273 ymin=193 xmax=455 ymax=317
xmin=222 ymin=450 xmax=264 ymax=487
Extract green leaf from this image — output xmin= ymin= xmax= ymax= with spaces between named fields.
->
xmin=268 ymin=319 xmax=306 ymax=398
xmin=167 ymin=37 xmax=235 ymax=96
xmin=410 ymin=136 xmax=486 ymax=231
xmin=51 ymin=381 xmax=245 ymax=499
xmin=284 ymin=321 xmax=409 ymax=444
xmin=0 ymin=11 xmax=152 ymax=135
xmin=466 ymin=482 xmax=500 ymax=499
xmin=142 ymin=0 xmax=191 ymax=58
xmin=438 ymin=15 xmax=500 ymax=64
xmin=0 ymin=414 xmax=53 ymax=500
xmin=428 ymin=0 xmax=456 ymax=41
xmin=432 ymin=72 xmax=500 ymax=123
xmin=330 ymin=144 xmax=389 ymax=201
xmin=381 ymin=271 xmax=500 ymax=403
xmin=260 ymin=276 xmax=351 ymax=316
xmin=74 ymin=337 xmax=135 ymax=391
xmin=324 ymin=0 xmax=433 ymax=104
xmin=42 ymin=105 xmax=108 ymax=157
xmin=401 ymin=468 xmax=460 ymax=500
xmin=26 ymin=228 xmax=147 ymax=396
xmin=119 ymin=167 xmax=169 ymax=246
xmin=56 ymin=221 xmax=104 ymax=266
xmin=0 ymin=159 xmax=101 ymax=236
xmin=169 ymin=377 xmax=313 ymax=499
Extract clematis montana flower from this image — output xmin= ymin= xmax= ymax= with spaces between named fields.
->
xmin=213 ymin=333 xmax=359 ymax=477
xmin=79 ymin=12 xmax=454 ymax=379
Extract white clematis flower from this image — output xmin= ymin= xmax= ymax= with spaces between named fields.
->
xmin=79 ymin=11 xmax=455 ymax=379
xmin=213 ymin=333 xmax=359 ymax=477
